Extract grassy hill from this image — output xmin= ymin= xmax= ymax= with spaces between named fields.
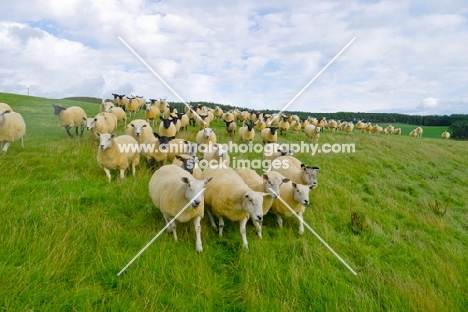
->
xmin=0 ymin=92 xmax=467 ymax=311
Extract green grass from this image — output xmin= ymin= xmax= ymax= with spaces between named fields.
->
xmin=1 ymin=92 xmax=467 ymax=311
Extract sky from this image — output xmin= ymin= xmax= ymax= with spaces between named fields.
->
xmin=1 ymin=0 xmax=467 ymax=115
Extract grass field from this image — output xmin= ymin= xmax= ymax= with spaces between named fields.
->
xmin=1 ymin=92 xmax=467 ymax=311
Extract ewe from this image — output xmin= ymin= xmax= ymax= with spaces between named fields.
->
xmin=442 ymin=131 xmax=450 ymax=139
xmin=53 ymin=104 xmax=87 ymax=138
xmin=0 ymin=109 xmax=26 ymax=153
xmin=149 ymin=164 xmax=212 ymax=252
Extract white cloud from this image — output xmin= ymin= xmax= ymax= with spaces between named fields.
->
xmin=0 ymin=0 xmax=467 ymax=115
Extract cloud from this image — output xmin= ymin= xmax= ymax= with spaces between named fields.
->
xmin=421 ymin=97 xmax=439 ymax=108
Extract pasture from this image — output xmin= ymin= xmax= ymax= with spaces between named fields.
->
xmin=0 ymin=92 xmax=467 ymax=311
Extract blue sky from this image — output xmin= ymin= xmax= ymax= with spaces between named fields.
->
xmin=1 ymin=0 xmax=467 ymax=115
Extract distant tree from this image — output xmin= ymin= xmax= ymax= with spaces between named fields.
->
xmin=451 ymin=120 xmax=468 ymax=139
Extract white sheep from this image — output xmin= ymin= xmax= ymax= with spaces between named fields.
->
xmin=261 ymin=127 xmax=278 ymax=144
xmin=141 ymin=133 xmax=173 ymax=168
xmin=410 ymin=129 xmax=418 ymax=137
xmin=235 ymin=168 xmax=290 ymax=238
xmin=99 ymin=98 xmax=114 ymax=113
xmin=271 ymin=155 xmax=320 ymax=186
xmin=268 ymin=171 xmax=316 ymax=234
xmin=385 ymin=124 xmax=394 ymax=135
xmin=166 ymin=138 xmax=197 ymax=162
xmin=416 ymin=127 xmax=423 ymax=137
xmin=344 ymin=122 xmax=354 ymax=135
xmin=53 ymin=104 xmax=87 ymax=138
xmin=145 ymin=101 xmax=161 ymax=127
xmin=0 ymin=110 xmax=26 ymax=153
xmin=159 ymin=116 xmax=177 ymax=138
xmin=304 ymin=124 xmax=321 ymax=142
xmin=254 ymin=118 xmax=266 ymax=132
xmin=442 ymin=130 xmax=450 ymax=139
xmin=96 ymin=132 xmax=140 ymax=182
xmin=393 ymin=128 xmax=402 ymax=135
xmin=105 ymin=106 xmax=127 ymax=128
xmin=239 ymin=122 xmax=255 ymax=144
xmin=263 ymin=143 xmax=294 ymax=162
xmin=195 ymin=127 xmax=217 ymax=145
xmin=290 ymin=120 xmax=302 ymax=133
xmin=177 ymin=113 xmax=189 ymax=131
xmin=84 ymin=113 xmax=118 ymax=141
xmin=125 ymin=96 xmax=140 ymax=117
xmin=203 ymin=143 xmax=230 ymax=168
xmin=278 ymin=115 xmax=290 ymax=135
xmin=224 ymin=120 xmax=237 ymax=138
xmin=203 ymin=166 xmax=270 ymax=248
xmin=123 ymin=119 xmax=153 ymax=144
xmin=149 ymin=164 xmax=212 ymax=252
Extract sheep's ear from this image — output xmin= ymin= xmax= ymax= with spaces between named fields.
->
xmin=4 ymin=110 xmax=11 ymax=114
xmin=153 ymin=132 xmax=160 ymax=138
xmin=292 ymin=182 xmax=297 ymax=188
xmin=94 ymin=118 xmax=98 ymax=121
xmin=130 ymin=124 xmax=134 ymax=127
xmin=169 ymin=136 xmax=176 ymax=141
xmin=204 ymin=177 xmax=213 ymax=185
xmin=309 ymin=184 xmax=318 ymax=190
xmin=94 ymin=131 xmax=100 ymax=137
xmin=111 ymin=133 xmax=116 ymax=138
xmin=282 ymin=178 xmax=291 ymax=183
xmin=181 ymin=177 xmax=190 ymax=184
xmin=301 ymin=164 xmax=306 ymax=169
xmin=142 ymin=124 xmax=147 ymax=127
xmin=262 ymin=174 xmax=269 ymax=181
xmin=175 ymin=155 xmax=183 ymax=160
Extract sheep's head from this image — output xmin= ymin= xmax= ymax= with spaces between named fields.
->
xmin=160 ymin=117 xmax=172 ymax=129
xmin=215 ymin=144 xmax=229 ymax=157
xmin=203 ymin=127 xmax=213 ymax=139
xmin=246 ymin=122 xmax=254 ymax=131
xmin=176 ymin=155 xmax=196 ymax=175
xmin=300 ymin=165 xmax=320 ymax=187
xmin=145 ymin=103 xmax=152 ymax=111
xmin=292 ymin=182 xmax=314 ymax=206
xmin=96 ymin=132 xmax=115 ymax=150
xmin=84 ymin=117 xmax=97 ymax=130
xmin=263 ymin=174 xmax=289 ymax=199
xmin=53 ymin=104 xmax=66 ymax=116
xmin=269 ymin=127 xmax=278 ymax=134
xmin=315 ymin=127 xmax=321 ymax=133
xmin=130 ymin=122 xmax=147 ymax=136
xmin=154 ymin=133 xmax=174 ymax=151
xmin=242 ymin=191 xmax=267 ymax=222
xmin=181 ymin=176 xmax=212 ymax=208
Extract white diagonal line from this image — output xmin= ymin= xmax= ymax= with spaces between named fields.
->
xmin=270 ymin=37 xmax=356 ymax=123
xmin=117 ymin=188 xmax=205 ymax=276
xmin=118 ymin=36 xmax=206 ymax=125
xmin=268 ymin=188 xmax=357 ymax=275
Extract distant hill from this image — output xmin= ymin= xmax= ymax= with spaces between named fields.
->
xmin=62 ymin=97 xmax=103 ymax=104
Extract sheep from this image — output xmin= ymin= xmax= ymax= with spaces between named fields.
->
xmin=213 ymin=106 xmax=223 ymax=122
xmin=271 ymin=155 xmax=320 ymax=186
xmin=301 ymin=119 xmax=310 ymax=129
xmin=203 ymin=143 xmax=230 ymax=168
xmin=261 ymin=127 xmax=278 ymax=144
xmin=159 ymin=98 xmax=169 ymax=115
xmin=0 ymin=110 xmax=26 ymax=153
xmin=0 ymin=103 xmax=13 ymax=111
xmin=99 ymin=98 xmax=114 ymax=113
xmin=145 ymin=101 xmax=161 ymax=127
xmin=124 ymin=119 xmax=153 ymax=144
xmin=416 ymin=127 xmax=423 ymax=137
xmin=278 ymin=115 xmax=290 ymax=135
xmin=254 ymin=118 xmax=266 ymax=132
xmin=356 ymin=121 xmax=365 ymax=133
xmin=141 ymin=132 xmax=174 ymax=168
xmin=235 ymin=168 xmax=290 ymax=238
xmin=125 ymin=97 xmax=140 ymax=117
xmin=385 ymin=124 xmax=394 ymax=135
xmin=268 ymin=171 xmax=317 ymax=234
xmin=196 ymin=127 xmax=217 ymax=145
xmin=222 ymin=111 xmax=234 ymax=123
xmin=158 ymin=116 xmax=177 ymax=138
xmin=203 ymin=166 xmax=270 ymax=248
xmin=117 ymin=94 xmax=129 ymax=109
xmin=269 ymin=114 xmax=280 ymax=126
xmin=170 ymin=113 xmax=182 ymax=132
xmin=105 ymin=105 xmax=127 ymax=127
xmin=328 ymin=119 xmax=338 ymax=133
xmin=195 ymin=114 xmax=210 ymax=129
xmin=136 ymin=96 xmax=146 ymax=111
xmin=409 ymin=129 xmax=418 ymax=137
xmin=442 ymin=130 xmax=450 ymax=139
xmin=263 ymin=143 xmax=294 ymax=162
xmin=84 ymin=113 xmax=118 ymax=141
xmin=95 ymin=132 xmax=140 ymax=182
xmin=149 ymin=164 xmax=212 ymax=252
xmin=393 ymin=128 xmax=402 ymax=135
xmin=177 ymin=113 xmax=189 ymax=131
xmin=344 ymin=122 xmax=354 ymax=135
xmin=250 ymin=111 xmax=262 ymax=124
xmin=238 ymin=122 xmax=255 ymax=144
xmin=173 ymin=154 xmax=204 ymax=180
xmin=290 ymin=120 xmax=302 ymax=133
xmin=304 ymin=124 xmax=321 ymax=142
xmin=224 ymin=120 xmax=237 ymax=138
xmin=53 ymin=104 xmax=87 ymax=138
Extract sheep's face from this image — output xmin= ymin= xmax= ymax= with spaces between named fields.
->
xmin=97 ymin=132 xmax=114 ymax=150
xmin=181 ymin=177 xmax=212 ymax=207
xmin=292 ymin=183 xmax=312 ymax=206
xmin=85 ymin=118 xmax=97 ymax=130
xmin=263 ymin=175 xmax=289 ymax=199
xmin=145 ymin=103 xmax=152 ymax=111
xmin=203 ymin=128 xmax=213 ymax=139
xmin=243 ymin=191 xmax=265 ymax=222
xmin=161 ymin=118 xmax=172 ymax=129
xmin=0 ymin=110 xmax=12 ymax=124
xmin=216 ymin=144 xmax=229 ymax=157
xmin=104 ymin=105 xmax=112 ymax=113
xmin=301 ymin=165 xmax=320 ymax=187
xmin=131 ymin=123 xmax=147 ymax=136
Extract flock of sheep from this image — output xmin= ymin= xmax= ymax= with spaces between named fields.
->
xmin=0 ymin=96 xmax=452 ymax=251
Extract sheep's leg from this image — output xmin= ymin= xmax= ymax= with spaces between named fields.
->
xmin=218 ymin=216 xmax=224 ymax=236
xmin=119 ymin=169 xmax=126 ymax=179
xmin=2 ymin=142 xmax=10 ymax=153
xmin=206 ymin=208 xmax=217 ymax=229
xmin=20 ymin=137 xmax=24 ymax=148
xmin=172 ymin=220 xmax=178 ymax=241
xmin=65 ymin=126 xmax=73 ymax=138
xmin=103 ymin=168 xmax=112 ymax=182
xmin=297 ymin=212 xmax=304 ymax=235
xmin=194 ymin=216 xmax=203 ymax=252
xmin=80 ymin=124 xmax=85 ymax=137
xmin=252 ymin=220 xmax=262 ymax=239
xmin=132 ymin=161 xmax=136 ymax=177
xmin=240 ymin=218 xmax=249 ymax=249
xmin=163 ymin=215 xmax=173 ymax=233
xmin=276 ymin=214 xmax=283 ymax=228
